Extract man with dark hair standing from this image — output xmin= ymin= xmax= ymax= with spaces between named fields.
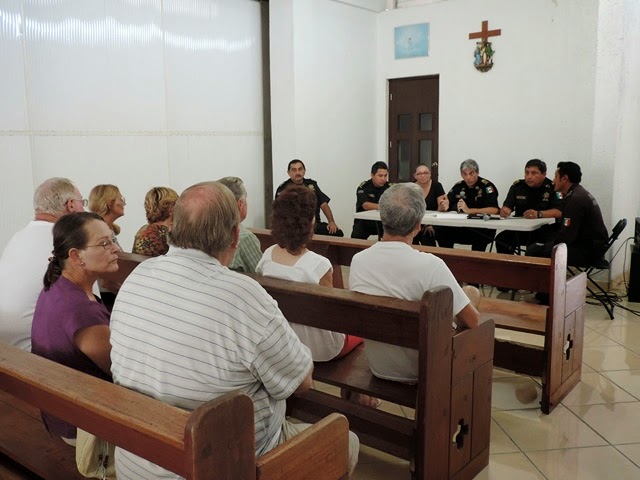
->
xmin=495 ymin=159 xmax=562 ymax=255
xmin=351 ymin=161 xmax=390 ymax=239
xmin=437 ymin=159 xmax=499 ymax=252
xmin=528 ymin=161 xmax=608 ymax=266
xmin=275 ymin=159 xmax=343 ymax=236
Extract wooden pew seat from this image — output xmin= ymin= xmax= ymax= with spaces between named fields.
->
xmin=312 ymin=345 xmax=416 ymax=408
xmin=478 ymin=297 xmax=547 ymax=335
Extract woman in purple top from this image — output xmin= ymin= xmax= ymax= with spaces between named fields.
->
xmin=31 ymin=212 xmax=120 ymax=443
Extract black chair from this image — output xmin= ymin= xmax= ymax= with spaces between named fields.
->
xmin=569 ymin=219 xmax=627 ymax=319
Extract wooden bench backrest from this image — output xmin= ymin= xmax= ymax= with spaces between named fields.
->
xmin=245 ymin=273 xmax=421 ymax=348
xmin=0 ymin=342 xmax=350 ymax=480
xmin=249 ymin=228 xmax=556 ymax=293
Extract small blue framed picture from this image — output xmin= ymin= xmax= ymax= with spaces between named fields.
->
xmin=394 ymin=23 xmax=429 ymax=59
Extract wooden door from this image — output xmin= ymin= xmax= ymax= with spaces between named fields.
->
xmin=388 ymin=76 xmax=439 ymax=183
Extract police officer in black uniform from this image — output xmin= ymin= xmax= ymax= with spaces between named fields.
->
xmin=275 ymin=159 xmax=344 ymax=237
xmin=528 ymin=161 xmax=608 ymax=266
xmin=350 ymin=161 xmax=390 ymax=239
xmin=495 ymin=159 xmax=562 ymax=255
xmin=437 ymin=159 xmax=499 ymax=251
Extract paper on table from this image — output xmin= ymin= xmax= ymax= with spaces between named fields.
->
xmin=434 ymin=212 xmax=465 ymax=219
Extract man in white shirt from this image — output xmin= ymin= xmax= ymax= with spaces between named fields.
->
xmin=349 ymin=183 xmax=479 ymax=384
xmin=110 ymin=181 xmax=359 ymax=479
xmin=0 ymin=178 xmax=86 ymax=350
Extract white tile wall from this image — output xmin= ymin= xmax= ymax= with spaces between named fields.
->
xmin=0 ymin=0 xmax=264 ymax=252
xmin=163 ymin=0 xmax=263 ymax=132
xmin=0 ymin=135 xmax=34 ymax=248
xmin=23 ymin=0 xmax=167 ymax=132
xmin=0 ymin=0 xmax=29 ymax=131
xmin=167 ymin=133 xmax=265 ymax=227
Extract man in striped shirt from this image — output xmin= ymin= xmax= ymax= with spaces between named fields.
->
xmin=110 ymin=181 xmax=358 ymax=479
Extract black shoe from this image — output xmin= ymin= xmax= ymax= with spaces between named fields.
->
xmin=496 ymin=287 xmax=511 ymax=293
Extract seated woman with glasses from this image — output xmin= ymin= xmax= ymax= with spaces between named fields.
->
xmin=31 ymin=212 xmax=120 ymax=445
xmin=132 ymin=187 xmax=178 ymax=257
xmin=413 ymin=164 xmax=447 ymax=247
xmin=256 ymin=186 xmax=380 ymax=407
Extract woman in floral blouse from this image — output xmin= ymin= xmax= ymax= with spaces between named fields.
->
xmin=132 ymin=187 xmax=178 ymax=257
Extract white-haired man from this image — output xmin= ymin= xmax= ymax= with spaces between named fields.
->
xmin=0 ymin=178 xmax=86 ymax=350
xmin=350 ymin=183 xmax=479 ymax=384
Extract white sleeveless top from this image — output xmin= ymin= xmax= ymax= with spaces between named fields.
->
xmin=256 ymin=245 xmax=346 ymax=361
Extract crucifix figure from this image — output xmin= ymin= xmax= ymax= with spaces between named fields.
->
xmin=468 ymin=20 xmax=501 ymax=72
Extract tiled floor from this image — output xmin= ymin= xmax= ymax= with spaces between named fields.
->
xmin=339 ymin=290 xmax=640 ymax=479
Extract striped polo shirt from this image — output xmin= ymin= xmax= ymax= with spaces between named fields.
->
xmin=110 ymin=247 xmax=312 ymax=480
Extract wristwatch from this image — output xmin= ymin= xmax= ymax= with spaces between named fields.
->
xmin=537 ymin=211 xmax=543 ymax=218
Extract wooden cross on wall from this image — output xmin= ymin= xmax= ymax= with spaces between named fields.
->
xmin=468 ymin=20 xmax=501 ymax=42
xmin=469 ymin=20 xmax=501 ymax=72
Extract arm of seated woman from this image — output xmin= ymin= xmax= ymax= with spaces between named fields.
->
xmin=318 ymin=267 xmax=334 ymax=288
xmin=75 ymin=325 xmax=112 ymax=375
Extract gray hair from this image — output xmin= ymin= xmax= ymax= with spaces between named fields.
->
xmin=460 ymin=159 xmax=479 ymax=173
xmin=170 ymin=181 xmax=240 ymax=259
xmin=33 ymin=177 xmax=78 ymax=215
xmin=379 ymin=183 xmax=426 ymax=236
xmin=217 ymin=176 xmax=247 ymax=201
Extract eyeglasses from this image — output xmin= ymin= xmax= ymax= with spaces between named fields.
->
xmin=120 ymin=196 xmax=126 ymax=206
xmin=69 ymin=198 xmax=88 ymax=207
xmin=415 ymin=172 xmax=431 ymax=176
xmin=85 ymin=237 xmax=119 ymax=251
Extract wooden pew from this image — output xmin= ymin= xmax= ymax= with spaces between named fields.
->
xmin=249 ymin=228 xmax=587 ymax=414
xmin=0 ymin=342 xmax=350 ymax=480
xmin=246 ymin=275 xmax=495 ymax=480
xmin=102 ymin=255 xmax=494 ymax=479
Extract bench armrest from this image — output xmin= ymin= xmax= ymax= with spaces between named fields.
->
xmin=256 ymin=413 xmax=349 ymax=480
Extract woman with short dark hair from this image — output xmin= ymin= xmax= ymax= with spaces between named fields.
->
xmin=258 ymin=186 xmax=379 ymax=407
xmin=258 ymin=186 xmax=346 ymax=359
